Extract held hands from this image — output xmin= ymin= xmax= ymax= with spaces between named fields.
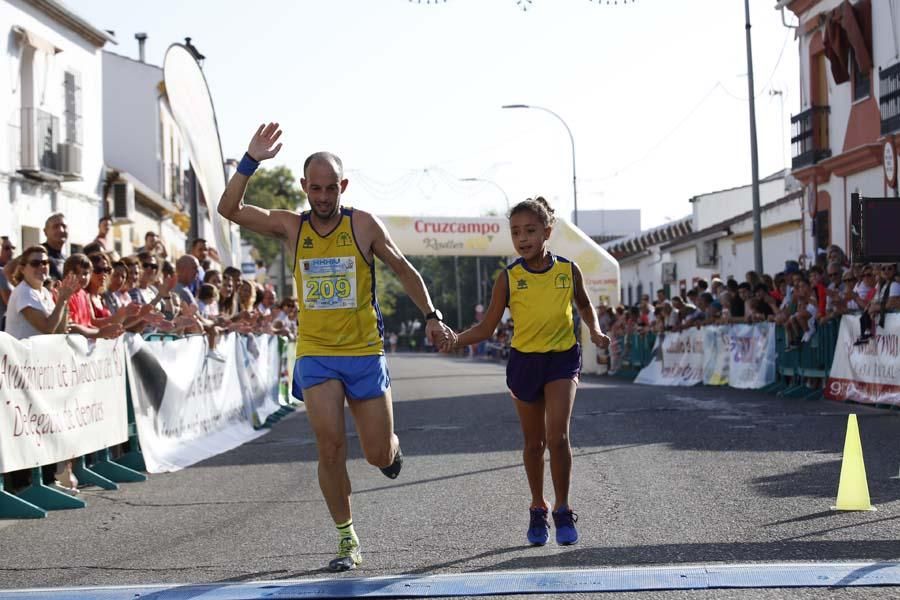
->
xmin=425 ymin=319 xmax=455 ymax=350
xmin=248 ymin=123 xmax=283 ymax=162
xmin=439 ymin=329 xmax=459 ymax=353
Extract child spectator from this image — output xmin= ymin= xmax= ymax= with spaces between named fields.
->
xmin=198 ymin=283 xmax=220 ymax=318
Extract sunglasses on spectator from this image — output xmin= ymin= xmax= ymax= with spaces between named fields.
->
xmin=28 ymin=259 xmax=50 ymax=267
xmin=93 ymin=267 xmax=112 ymax=274
xmin=142 ymin=263 xmax=159 ymax=271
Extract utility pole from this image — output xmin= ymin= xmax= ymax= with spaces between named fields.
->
xmin=745 ymin=0 xmax=764 ymax=274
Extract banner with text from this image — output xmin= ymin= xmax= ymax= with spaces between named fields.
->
xmin=825 ymin=314 xmax=900 ymax=406
xmin=634 ymin=328 xmax=705 ymax=386
xmin=125 ymin=333 xmax=270 ymax=473
xmin=635 ymin=323 xmax=775 ymax=389
xmin=0 ymin=333 xmax=128 ymax=473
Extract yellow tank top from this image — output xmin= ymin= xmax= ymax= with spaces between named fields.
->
xmin=507 ymin=254 xmax=577 ymax=353
xmin=294 ymin=207 xmax=384 ymax=356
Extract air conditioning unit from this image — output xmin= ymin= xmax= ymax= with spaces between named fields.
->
xmin=57 ymin=142 xmax=82 ymax=177
xmin=696 ymin=239 xmax=718 ymax=267
xmin=661 ymin=262 xmax=677 ymax=285
xmin=111 ymin=181 xmax=135 ymax=223
xmin=19 ymin=108 xmax=60 ymax=174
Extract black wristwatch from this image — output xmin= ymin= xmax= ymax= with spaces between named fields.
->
xmin=425 ymin=309 xmax=443 ymax=322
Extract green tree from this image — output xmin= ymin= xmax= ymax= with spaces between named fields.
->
xmin=241 ymin=166 xmax=307 ymax=268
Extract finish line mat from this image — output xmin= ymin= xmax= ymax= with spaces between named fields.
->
xmin=4 ymin=562 xmax=900 ymax=598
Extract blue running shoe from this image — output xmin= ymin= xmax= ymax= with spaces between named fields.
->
xmin=552 ymin=507 xmax=579 ymax=545
xmin=527 ymin=506 xmax=550 ymax=546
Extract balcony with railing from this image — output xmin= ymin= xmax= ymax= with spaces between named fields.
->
xmin=880 ymin=62 xmax=900 ymax=135
xmin=791 ymin=105 xmax=831 ymax=170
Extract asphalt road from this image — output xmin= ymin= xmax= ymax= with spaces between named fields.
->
xmin=1 ymin=353 xmax=899 ymax=599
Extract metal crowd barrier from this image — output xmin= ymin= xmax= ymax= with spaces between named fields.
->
xmin=608 ymin=321 xmax=842 ymax=400
xmin=763 ymin=319 xmax=840 ymax=400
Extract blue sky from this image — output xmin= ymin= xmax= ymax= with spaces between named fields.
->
xmin=69 ymin=0 xmax=799 ymax=229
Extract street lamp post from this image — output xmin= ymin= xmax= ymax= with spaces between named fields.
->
xmin=502 ymin=104 xmax=578 ymax=226
xmin=459 ymin=177 xmax=510 ymax=212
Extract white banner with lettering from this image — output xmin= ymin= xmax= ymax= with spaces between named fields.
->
xmin=727 ymin=323 xmax=776 ymax=389
xmin=634 ymin=329 xmax=705 ymax=386
xmin=635 ymin=323 xmax=775 ymax=389
xmin=825 ymin=314 xmax=900 ymax=406
xmin=125 ymin=333 xmax=274 ymax=473
xmin=0 ymin=333 xmax=128 ymax=473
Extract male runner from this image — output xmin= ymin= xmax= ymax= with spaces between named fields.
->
xmin=218 ymin=123 xmax=450 ymax=572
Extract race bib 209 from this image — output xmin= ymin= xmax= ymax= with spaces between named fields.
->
xmin=301 ymin=256 xmax=357 ymax=310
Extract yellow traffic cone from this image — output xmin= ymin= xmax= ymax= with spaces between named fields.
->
xmin=831 ymin=414 xmax=876 ymax=511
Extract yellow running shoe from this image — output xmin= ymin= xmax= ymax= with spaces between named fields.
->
xmin=327 ymin=536 xmax=362 ymax=572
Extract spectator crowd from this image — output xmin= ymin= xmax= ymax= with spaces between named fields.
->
xmin=595 ymin=244 xmax=899 ymax=350
xmin=1 ymin=214 xmax=299 ymax=495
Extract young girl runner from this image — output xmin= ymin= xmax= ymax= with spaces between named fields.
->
xmin=442 ymin=196 xmax=610 ymax=546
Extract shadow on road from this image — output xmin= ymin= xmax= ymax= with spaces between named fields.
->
xmin=198 ymin=380 xmax=900 ymax=508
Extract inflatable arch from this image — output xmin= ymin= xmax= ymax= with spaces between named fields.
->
xmin=380 ymin=215 xmax=620 ymax=374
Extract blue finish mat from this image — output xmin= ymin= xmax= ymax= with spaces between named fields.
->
xmin=3 ymin=562 xmax=900 ymax=599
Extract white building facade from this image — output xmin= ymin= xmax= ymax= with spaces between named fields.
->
xmin=102 ymin=48 xmax=191 ymax=257
xmin=1 ymin=0 xmax=113 ymax=250
xmin=780 ymin=0 xmax=897 ymax=256
xmin=606 ymin=172 xmax=805 ymax=304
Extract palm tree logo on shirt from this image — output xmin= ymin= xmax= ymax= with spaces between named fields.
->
xmin=336 ymin=232 xmax=352 ymax=247
xmin=517 ymin=279 xmax=528 ymax=290
xmin=303 ymin=237 xmax=314 ymax=249
xmin=554 ymin=273 xmax=571 ymax=289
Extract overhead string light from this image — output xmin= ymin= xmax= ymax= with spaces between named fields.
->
xmin=408 ymin=0 xmax=634 ymax=8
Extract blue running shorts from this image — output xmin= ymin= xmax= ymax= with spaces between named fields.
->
xmin=292 ymin=355 xmax=391 ymax=402
xmin=506 ymin=344 xmax=581 ymax=403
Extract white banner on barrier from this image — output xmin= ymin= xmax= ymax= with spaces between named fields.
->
xmin=634 ymin=323 xmax=775 ymax=389
xmin=634 ymin=329 xmax=704 ymax=386
xmin=125 ymin=333 xmax=269 ymax=473
xmin=0 ymin=333 xmax=128 ymax=473
xmin=703 ymin=326 xmax=730 ymax=386
xmin=728 ymin=323 xmax=776 ymax=389
xmin=237 ymin=334 xmax=284 ymax=426
xmin=826 ymin=314 xmax=900 ymax=406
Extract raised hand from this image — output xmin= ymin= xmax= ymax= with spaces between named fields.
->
xmin=57 ymin=273 xmax=82 ymax=301
xmin=247 ymin=122 xmax=283 ymax=161
xmin=160 ymin=274 xmax=177 ymax=295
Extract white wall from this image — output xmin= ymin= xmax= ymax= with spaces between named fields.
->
xmin=692 ymin=176 xmax=788 ymax=231
xmin=1 ymin=0 xmax=107 ymax=249
xmin=577 ymin=209 xmax=641 ymax=239
xmin=102 ymin=52 xmax=162 ymax=191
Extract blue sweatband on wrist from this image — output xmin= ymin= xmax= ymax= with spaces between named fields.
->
xmin=236 ymin=152 xmax=260 ymax=177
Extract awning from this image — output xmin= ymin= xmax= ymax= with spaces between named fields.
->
xmin=823 ymin=0 xmax=872 ymax=85
xmin=106 ymin=167 xmax=182 ymax=216
xmin=12 ymin=25 xmax=62 ymax=55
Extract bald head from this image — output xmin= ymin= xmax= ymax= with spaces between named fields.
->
xmin=303 ymin=152 xmax=343 ymax=179
xmin=175 ymin=254 xmax=199 ymax=285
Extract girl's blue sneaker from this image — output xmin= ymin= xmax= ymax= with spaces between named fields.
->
xmin=552 ymin=507 xmax=579 ymax=545
xmin=527 ymin=506 xmax=550 ymax=546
